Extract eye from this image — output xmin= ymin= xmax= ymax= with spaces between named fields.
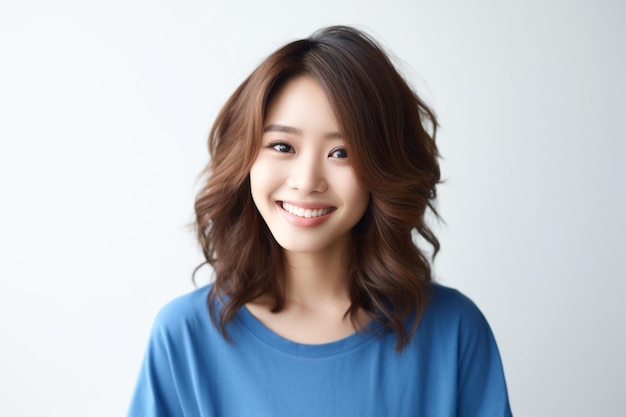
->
xmin=267 ymin=141 xmax=294 ymax=153
xmin=329 ymin=147 xmax=348 ymax=158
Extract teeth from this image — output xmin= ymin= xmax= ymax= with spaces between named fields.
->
xmin=282 ymin=202 xmax=332 ymax=218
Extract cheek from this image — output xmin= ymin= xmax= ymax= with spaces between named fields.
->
xmin=339 ymin=173 xmax=370 ymax=212
xmin=354 ymin=187 xmax=371 ymax=215
xmin=249 ymin=164 xmax=265 ymax=204
xmin=249 ymin=160 xmax=280 ymax=204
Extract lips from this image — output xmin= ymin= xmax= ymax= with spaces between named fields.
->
xmin=280 ymin=201 xmax=335 ymax=218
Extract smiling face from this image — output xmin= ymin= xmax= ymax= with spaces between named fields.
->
xmin=249 ymin=76 xmax=369 ymax=256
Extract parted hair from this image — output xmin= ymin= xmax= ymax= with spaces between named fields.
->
xmin=194 ymin=25 xmax=440 ymax=351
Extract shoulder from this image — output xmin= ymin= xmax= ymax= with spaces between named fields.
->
xmin=427 ymin=283 xmax=486 ymax=321
xmin=419 ymin=283 xmax=497 ymax=344
xmin=425 ymin=284 xmax=512 ymax=415
xmin=149 ymin=285 xmax=213 ymax=336
xmin=128 ymin=285 xmax=217 ymax=417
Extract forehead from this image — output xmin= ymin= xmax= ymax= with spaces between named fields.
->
xmin=264 ymin=76 xmax=339 ymax=131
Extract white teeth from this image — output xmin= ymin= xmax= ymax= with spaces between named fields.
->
xmin=282 ymin=202 xmax=332 ymax=218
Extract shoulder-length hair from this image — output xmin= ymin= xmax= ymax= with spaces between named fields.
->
xmin=195 ymin=25 xmax=440 ymax=351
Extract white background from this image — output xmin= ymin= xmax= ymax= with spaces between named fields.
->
xmin=1 ymin=0 xmax=625 ymax=416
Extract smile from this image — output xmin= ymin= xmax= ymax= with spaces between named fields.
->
xmin=280 ymin=202 xmax=334 ymax=218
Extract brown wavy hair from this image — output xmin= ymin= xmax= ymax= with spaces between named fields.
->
xmin=194 ymin=26 xmax=440 ymax=351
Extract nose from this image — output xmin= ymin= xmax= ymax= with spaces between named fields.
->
xmin=287 ymin=152 xmax=328 ymax=194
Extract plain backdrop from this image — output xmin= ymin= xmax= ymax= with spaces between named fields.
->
xmin=1 ymin=0 xmax=625 ymax=416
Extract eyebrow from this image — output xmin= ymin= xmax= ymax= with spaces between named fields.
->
xmin=263 ymin=124 xmax=342 ymax=139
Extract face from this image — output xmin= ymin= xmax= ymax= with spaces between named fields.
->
xmin=249 ymin=76 xmax=369 ymax=256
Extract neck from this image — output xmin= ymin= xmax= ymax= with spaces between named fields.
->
xmin=282 ymin=245 xmax=351 ymax=307
xmin=244 ymin=238 xmax=371 ymax=344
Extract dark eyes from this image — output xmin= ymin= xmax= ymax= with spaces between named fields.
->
xmin=269 ymin=142 xmax=294 ymax=153
xmin=266 ymin=141 xmax=347 ymax=158
xmin=329 ymin=148 xmax=348 ymax=158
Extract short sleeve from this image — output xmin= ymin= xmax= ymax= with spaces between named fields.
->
xmin=126 ymin=310 xmax=185 ymax=417
xmin=455 ymin=297 xmax=513 ymax=417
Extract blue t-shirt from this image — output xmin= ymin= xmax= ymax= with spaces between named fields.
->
xmin=128 ymin=284 xmax=512 ymax=416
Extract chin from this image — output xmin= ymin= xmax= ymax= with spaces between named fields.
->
xmin=272 ymin=233 xmax=350 ymax=256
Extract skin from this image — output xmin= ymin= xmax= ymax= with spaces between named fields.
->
xmin=247 ymin=76 xmax=370 ymax=344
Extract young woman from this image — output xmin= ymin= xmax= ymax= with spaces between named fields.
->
xmin=128 ymin=26 xmax=512 ymax=416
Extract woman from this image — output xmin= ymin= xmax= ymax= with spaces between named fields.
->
xmin=128 ymin=26 xmax=512 ymax=416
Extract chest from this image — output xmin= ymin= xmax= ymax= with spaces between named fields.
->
xmin=173 ymin=333 xmax=460 ymax=417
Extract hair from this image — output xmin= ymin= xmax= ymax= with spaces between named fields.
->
xmin=194 ymin=25 xmax=440 ymax=351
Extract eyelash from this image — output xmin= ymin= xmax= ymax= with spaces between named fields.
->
xmin=329 ymin=148 xmax=348 ymax=158
xmin=267 ymin=141 xmax=294 ymax=153
xmin=265 ymin=141 xmax=348 ymax=158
